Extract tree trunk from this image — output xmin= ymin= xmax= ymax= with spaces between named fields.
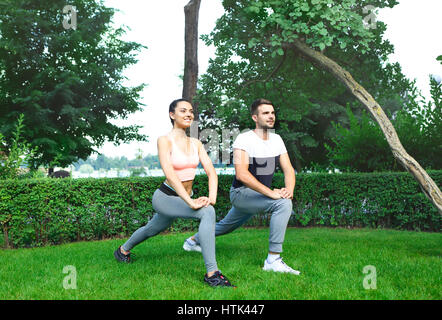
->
xmin=289 ymin=39 xmax=442 ymax=214
xmin=183 ymin=0 xmax=201 ymax=119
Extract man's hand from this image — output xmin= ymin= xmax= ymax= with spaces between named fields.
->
xmin=279 ymin=187 xmax=293 ymax=199
xmin=268 ymin=189 xmax=283 ymax=200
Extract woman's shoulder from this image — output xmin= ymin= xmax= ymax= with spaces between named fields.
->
xmin=189 ymin=137 xmax=202 ymax=146
xmin=157 ymin=135 xmax=173 ymax=147
xmin=190 ymin=137 xmax=203 ymax=148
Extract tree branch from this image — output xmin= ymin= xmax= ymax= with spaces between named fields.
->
xmin=287 ymin=38 xmax=442 ymax=214
xmin=239 ymin=49 xmax=287 ymax=96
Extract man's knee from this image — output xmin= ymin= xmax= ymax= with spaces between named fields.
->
xmin=279 ymin=198 xmax=293 ymax=209
xmin=274 ymin=198 xmax=293 ymax=216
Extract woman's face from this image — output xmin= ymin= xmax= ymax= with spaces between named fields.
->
xmin=170 ymin=101 xmax=194 ymax=128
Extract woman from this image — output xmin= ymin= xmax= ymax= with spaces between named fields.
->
xmin=114 ymin=98 xmax=235 ymax=288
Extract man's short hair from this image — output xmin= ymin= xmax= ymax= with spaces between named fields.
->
xmin=250 ymin=98 xmax=274 ymax=115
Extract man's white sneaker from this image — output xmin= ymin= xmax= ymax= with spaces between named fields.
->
xmin=263 ymin=257 xmax=301 ymax=275
xmin=183 ymin=238 xmax=202 ymax=253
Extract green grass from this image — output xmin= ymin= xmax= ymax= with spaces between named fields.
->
xmin=0 ymin=227 xmax=440 ymax=300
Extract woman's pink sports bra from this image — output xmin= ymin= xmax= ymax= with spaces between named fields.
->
xmin=169 ymin=137 xmax=199 ymax=181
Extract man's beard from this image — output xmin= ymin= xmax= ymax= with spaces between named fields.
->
xmin=257 ymin=121 xmax=275 ymax=130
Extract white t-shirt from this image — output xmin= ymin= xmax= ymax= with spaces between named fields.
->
xmin=232 ymin=130 xmax=287 ymax=188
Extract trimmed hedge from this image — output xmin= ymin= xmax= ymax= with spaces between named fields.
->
xmin=0 ymin=172 xmax=441 ymax=248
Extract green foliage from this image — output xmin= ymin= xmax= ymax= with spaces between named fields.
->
xmin=0 ymin=114 xmax=38 ymax=180
xmin=196 ymin=0 xmax=412 ymax=170
xmin=1 ymin=172 xmax=440 ymax=248
xmin=129 ymin=148 xmax=147 ymax=177
xmin=0 ymin=0 xmax=148 ymax=168
xmin=286 ymin=171 xmax=442 ymax=231
xmin=325 ymin=76 xmax=442 ymax=171
xmin=325 ymin=106 xmax=395 ymax=172
xmin=17 ymin=169 xmax=47 ymax=180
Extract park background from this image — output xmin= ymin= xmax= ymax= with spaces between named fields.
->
xmin=0 ymin=0 xmax=441 ymax=300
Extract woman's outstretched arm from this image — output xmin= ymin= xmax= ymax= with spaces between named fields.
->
xmin=195 ymin=138 xmax=218 ymax=205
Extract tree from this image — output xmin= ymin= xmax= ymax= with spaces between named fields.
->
xmin=194 ymin=0 xmax=442 ymax=213
xmin=129 ymin=148 xmax=146 ymax=177
xmin=325 ymin=76 xmax=442 ymax=172
xmin=0 ymin=114 xmax=37 ymax=180
xmin=183 ymin=0 xmax=201 ymax=101
xmin=196 ymin=0 xmax=413 ymax=172
xmin=183 ymin=0 xmax=202 ymax=121
xmin=0 ymin=0 xmax=148 ymax=169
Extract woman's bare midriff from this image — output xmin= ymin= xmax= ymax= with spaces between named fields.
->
xmin=165 ymin=179 xmax=193 ymax=195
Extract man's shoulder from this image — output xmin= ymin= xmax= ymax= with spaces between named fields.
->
xmin=234 ymin=129 xmax=253 ymax=141
xmin=237 ymin=129 xmax=253 ymax=137
xmin=269 ymin=131 xmax=284 ymax=141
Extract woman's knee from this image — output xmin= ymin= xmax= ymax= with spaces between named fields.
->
xmin=199 ymin=205 xmax=216 ymax=221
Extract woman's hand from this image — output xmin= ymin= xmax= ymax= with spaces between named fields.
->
xmin=188 ymin=199 xmax=204 ymax=210
xmin=188 ymin=197 xmax=211 ymax=210
xmin=196 ymin=196 xmax=211 ymax=208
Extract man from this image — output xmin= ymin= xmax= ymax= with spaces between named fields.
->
xmin=184 ymin=98 xmax=300 ymax=275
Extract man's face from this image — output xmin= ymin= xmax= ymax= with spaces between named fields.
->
xmin=253 ymin=104 xmax=275 ymax=129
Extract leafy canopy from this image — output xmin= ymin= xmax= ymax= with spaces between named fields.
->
xmin=0 ymin=0 xmax=148 ymax=168
xmin=196 ymin=0 xmax=411 ymax=170
xmin=240 ymin=0 xmax=398 ymax=54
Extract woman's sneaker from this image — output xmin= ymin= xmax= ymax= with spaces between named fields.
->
xmin=114 ymin=246 xmax=132 ymax=263
xmin=263 ymin=257 xmax=300 ymax=275
xmin=183 ymin=237 xmax=202 ymax=253
xmin=204 ymin=271 xmax=236 ymax=288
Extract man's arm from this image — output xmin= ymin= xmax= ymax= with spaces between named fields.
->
xmin=278 ymin=152 xmax=296 ymax=199
xmin=233 ymin=148 xmax=281 ymax=200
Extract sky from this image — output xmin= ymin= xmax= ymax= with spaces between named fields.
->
xmin=96 ymin=0 xmax=442 ymax=159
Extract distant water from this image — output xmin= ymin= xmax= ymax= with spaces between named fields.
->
xmin=71 ymin=167 xmax=236 ymax=179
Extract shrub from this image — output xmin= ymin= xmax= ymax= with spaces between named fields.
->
xmin=0 ymin=172 xmax=441 ymax=248
xmin=0 ymin=114 xmax=37 ymax=180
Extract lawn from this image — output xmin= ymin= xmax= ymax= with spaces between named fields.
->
xmin=0 ymin=227 xmax=440 ymax=300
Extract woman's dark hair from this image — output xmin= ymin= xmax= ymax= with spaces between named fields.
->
xmin=169 ymin=98 xmax=191 ymax=125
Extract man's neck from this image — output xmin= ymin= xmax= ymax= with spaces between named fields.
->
xmin=253 ymin=128 xmax=269 ymax=140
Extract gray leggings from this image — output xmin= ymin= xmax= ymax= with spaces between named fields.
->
xmin=122 ymin=188 xmax=218 ymax=273
xmin=194 ymin=186 xmax=293 ymax=253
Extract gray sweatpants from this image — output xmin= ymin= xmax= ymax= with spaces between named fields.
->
xmin=122 ymin=188 xmax=218 ymax=273
xmin=194 ymin=186 xmax=293 ymax=253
